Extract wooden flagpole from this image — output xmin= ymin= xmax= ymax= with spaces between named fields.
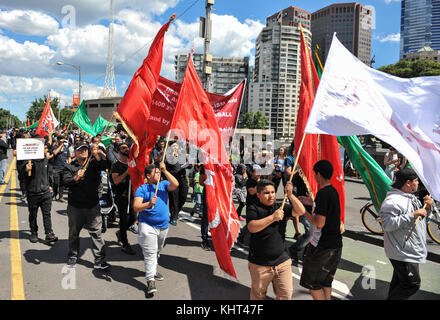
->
xmin=152 ymin=130 xmax=172 ymax=209
xmin=280 ymin=132 xmax=307 ymax=211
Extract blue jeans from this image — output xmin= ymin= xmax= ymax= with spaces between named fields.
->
xmin=289 ymin=215 xmax=313 ymax=259
xmin=0 ymin=159 xmax=6 ymax=183
xmin=192 ymin=193 xmax=203 ymax=215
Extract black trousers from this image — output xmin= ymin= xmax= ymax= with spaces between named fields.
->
xmin=115 ymin=197 xmax=136 ymax=245
xmin=52 ymin=168 xmax=65 ymax=199
xmin=387 ymin=259 xmax=421 ymax=300
xmin=168 ymin=175 xmax=189 ymax=221
xmin=201 ymin=191 xmax=209 ymax=241
xmin=67 ymin=204 xmax=106 ymax=263
xmin=27 ymin=191 xmax=53 ymax=235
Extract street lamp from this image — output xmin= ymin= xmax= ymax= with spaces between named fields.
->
xmin=56 ymin=61 xmax=82 ymax=103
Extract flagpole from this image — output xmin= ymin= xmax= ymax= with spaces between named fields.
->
xmin=280 ymin=132 xmax=307 ymax=211
xmin=152 ymin=130 xmax=172 ymax=209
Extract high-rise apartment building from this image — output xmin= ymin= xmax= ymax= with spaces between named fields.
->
xmin=400 ymin=0 xmax=440 ymax=59
xmin=248 ymin=6 xmax=312 ymax=140
xmin=174 ymin=53 xmax=249 ymax=95
xmin=311 ymin=3 xmax=373 ymax=65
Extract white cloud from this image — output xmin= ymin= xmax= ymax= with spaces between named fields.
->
xmin=1 ymin=0 xmax=180 ymax=27
xmin=0 ymin=35 xmax=56 ymax=77
xmin=378 ymin=33 xmax=401 ymax=43
xmin=384 ymin=0 xmax=401 ymax=4
xmin=0 ymin=9 xmax=59 ymax=36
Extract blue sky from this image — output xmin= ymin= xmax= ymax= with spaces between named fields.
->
xmin=0 ymin=0 xmax=402 ymax=122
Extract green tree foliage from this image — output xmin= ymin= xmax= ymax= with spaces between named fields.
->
xmin=239 ymin=111 xmax=269 ymax=129
xmin=25 ymin=95 xmax=74 ymax=127
xmin=0 ymin=108 xmax=22 ymax=129
xmin=378 ymin=58 xmax=440 ymax=78
xmin=26 ymin=95 xmax=60 ymax=123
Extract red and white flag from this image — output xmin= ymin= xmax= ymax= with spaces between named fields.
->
xmin=35 ymin=96 xmax=59 ymax=138
xmin=169 ymin=52 xmax=240 ymax=278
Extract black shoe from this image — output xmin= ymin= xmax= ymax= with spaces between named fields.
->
xmin=146 ymin=280 xmax=157 ymax=294
xmin=122 ymin=244 xmax=136 ymax=255
xmin=58 ymin=198 xmax=66 ymax=203
xmin=154 ymin=273 xmax=164 ymax=281
xmin=67 ymin=257 xmax=77 ymax=268
xmin=94 ymin=261 xmax=111 ymax=270
xmin=44 ymin=232 xmax=58 ymax=243
xmin=29 ymin=232 xmax=38 ymax=243
xmin=201 ymin=240 xmax=210 ymax=251
xmin=170 ymin=219 xmax=177 ymax=226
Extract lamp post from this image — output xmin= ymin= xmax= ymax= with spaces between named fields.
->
xmin=56 ymin=61 xmax=82 ymax=103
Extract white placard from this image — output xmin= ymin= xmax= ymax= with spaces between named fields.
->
xmin=16 ymin=138 xmax=45 ymax=161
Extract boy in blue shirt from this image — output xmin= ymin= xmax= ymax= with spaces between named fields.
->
xmin=133 ymin=162 xmax=179 ymax=296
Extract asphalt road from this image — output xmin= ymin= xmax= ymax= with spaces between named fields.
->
xmin=0 ymin=151 xmax=439 ymax=302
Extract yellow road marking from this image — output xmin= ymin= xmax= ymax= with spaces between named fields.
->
xmin=0 ymin=158 xmax=15 ymax=203
xmin=9 ymin=162 xmax=25 ymax=300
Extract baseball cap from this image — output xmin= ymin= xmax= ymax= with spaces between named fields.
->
xmin=392 ymin=168 xmax=418 ymax=189
xmin=75 ymin=143 xmax=89 ymax=152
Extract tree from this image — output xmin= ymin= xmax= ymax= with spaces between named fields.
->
xmin=239 ymin=111 xmax=269 ymax=129
xmin=378 ymin=58 xmax=440 ymax=78
xmin=25 ymin=95 xmax=74 ymax=127
xmin=26 ymin=95 xmax=60 ymax=124
xmin=0 ymin=108 xmax=22 ymax=129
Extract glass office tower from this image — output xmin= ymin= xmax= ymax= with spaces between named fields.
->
xmin=400 ymin=0 xmax=440 ymax=59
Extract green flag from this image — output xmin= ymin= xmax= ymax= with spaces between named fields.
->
xmin=338 ymin=136 xmax=392 ymax=212
xmin=92 ymin=115 xmax=116 ymax=136
xmin=100 ymin=136 xmax=113 ymax=147
xmin=72 ymin=100 xmax=95 ymax=136
xmin=24 ymin=121 xmax=40 ymax=130
xmin=313 ymin=49 xmax=391 ymax=212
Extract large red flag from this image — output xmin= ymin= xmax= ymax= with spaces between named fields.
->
xmin=35 ymin=96 xmax=59 ymax=138
xmin=115 ymin=16 xmax=174 ymax=194
xmin=169 ymin=53 xmax=240 ymax=278
xmin=295 ymin=28 xmax=319 ymax=198
xmin=298 ymin=26 xmax=346 ymax=223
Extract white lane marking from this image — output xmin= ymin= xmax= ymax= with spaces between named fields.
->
xmin=179 ymin=212 xmax=353 ymax=300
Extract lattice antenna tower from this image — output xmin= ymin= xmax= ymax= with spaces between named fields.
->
xmin=100 ymin=0 xmax=119 ymax=98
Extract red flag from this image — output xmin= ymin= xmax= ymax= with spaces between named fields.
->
xmin=35 ymin=96 xmax=59 ymax=138
xmin=27 ymin=118 xmax=30 ymax=127
xmin=298 ymin=26 xmax=346 ymax=223
xmin=169 ymin=53 xmax=240 ymax=278
xmin=295 ymin=27 xmax=319 ymax=198
xmin=115 ymin=16 xmax=174 ymax=194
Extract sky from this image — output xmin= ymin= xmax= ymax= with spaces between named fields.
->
xmin=0 ymin=0 xmax=403 ymax=121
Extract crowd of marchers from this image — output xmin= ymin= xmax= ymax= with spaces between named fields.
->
xmin=0 ymin=127 xmax=434 ymax=300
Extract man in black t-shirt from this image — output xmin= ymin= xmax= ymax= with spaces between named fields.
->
xmin=294 ymin=160 xmax=343 ymax=300
xmin=110 ymin=142 xmax=137 ymax=255
xmin=246 ymin=179 xmax=305 ymax=300
xmin=237 ymin=164 xmax=262 ymax=247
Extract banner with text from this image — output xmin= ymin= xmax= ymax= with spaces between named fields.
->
xmin=148 ymin=77 xmax=245 ymax=144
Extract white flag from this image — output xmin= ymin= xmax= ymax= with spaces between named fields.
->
xmin=305 ymin=34 xmax=440 ymax=201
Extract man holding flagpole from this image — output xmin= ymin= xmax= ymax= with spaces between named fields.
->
xmin=380 ymin=168 xmax=433 ymax=300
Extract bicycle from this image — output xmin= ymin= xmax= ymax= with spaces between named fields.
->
xmin=360 ymin=200 xmax=440 ymax=245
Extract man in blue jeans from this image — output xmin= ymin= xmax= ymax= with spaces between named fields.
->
xmin=133 ymin=162 xmax=179 ymax=296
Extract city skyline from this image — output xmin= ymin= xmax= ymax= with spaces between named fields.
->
xmin=0 ymin=1 xmax=403 ymax=121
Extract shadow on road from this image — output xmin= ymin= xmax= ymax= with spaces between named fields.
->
xmin=338 ymin=258 xmax=440 ymax=300
xmin=159 ymin=253 xmax=253 ymax=300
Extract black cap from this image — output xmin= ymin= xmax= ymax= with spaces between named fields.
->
xmin=392 ymin=168 xmax=419 ymax=189
xmin=75 ymin=143 xmax=89 ymax=152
